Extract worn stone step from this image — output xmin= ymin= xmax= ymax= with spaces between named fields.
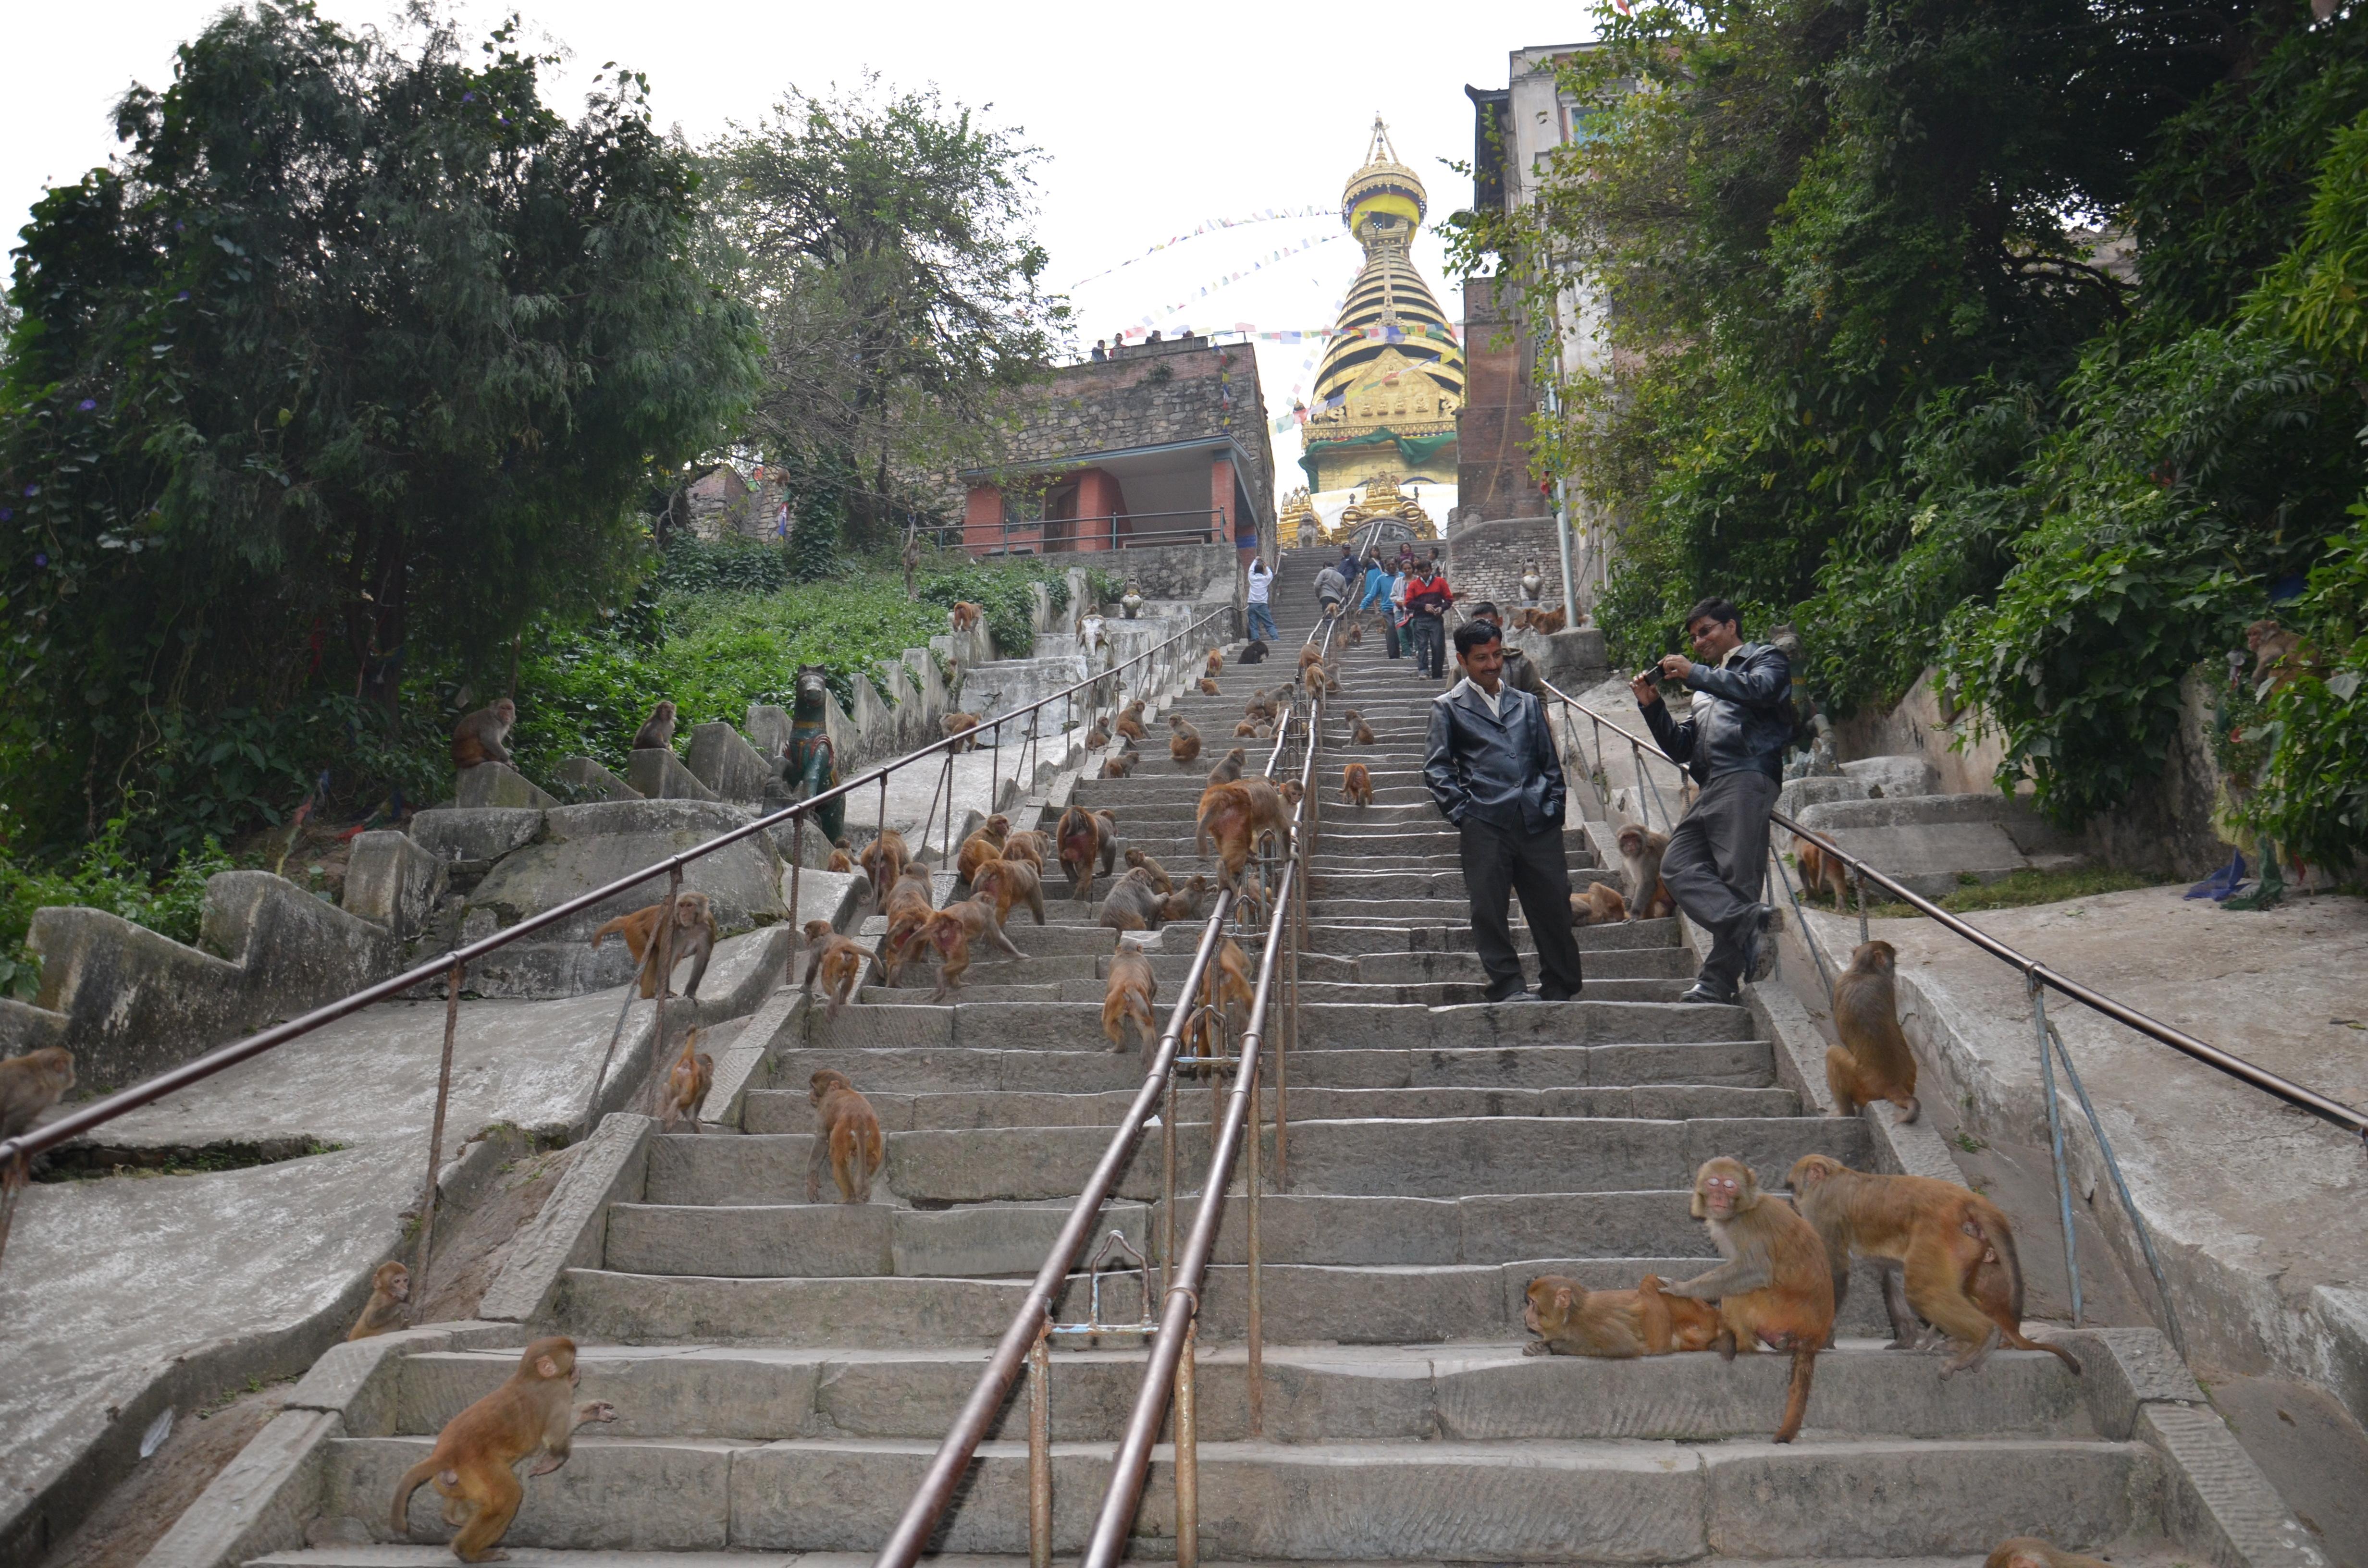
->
xmin=1300 ymin=917 xmax=1685 ymax=956
xmin=333 ymin=1429 xmax=2149 ymax=1557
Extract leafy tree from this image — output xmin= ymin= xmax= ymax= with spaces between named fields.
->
xmin=699 ymin=79 xmax=1068 ymax=552
xmin=0 ymin=3 xmax=760 ymax=856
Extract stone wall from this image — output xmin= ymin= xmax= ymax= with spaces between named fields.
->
xmin=1089 ymin=542 xmax=1242 ymax=603
xmin=1455 ymin=276 xmax=1536 ymax=522
xmin=1447 ymin=514 xmax=1564 ymax=614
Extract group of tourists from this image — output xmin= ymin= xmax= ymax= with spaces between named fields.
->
xmin=1305 ymin=542 xmax=1457 ymax=677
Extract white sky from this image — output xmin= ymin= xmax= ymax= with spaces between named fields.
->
xmin=0 ymin=0 xmax=1594 ymax=499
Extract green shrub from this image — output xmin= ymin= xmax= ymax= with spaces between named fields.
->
xmin=0 ymin=812 xmax=240 ymax=999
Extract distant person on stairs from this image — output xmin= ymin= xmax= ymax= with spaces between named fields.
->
xmin=1314 ymin=558 xmax=1350 ymax=618
xmin=1404 ymin=556 xmax=1453 ymax=678
xmin=1423 ymin=619 xmax=1586 ymax=1004
xmin=1245 ymin=554 xmax=1279 ymax=643
xmin=1630 ymin=596 xmax=1790 ymax=1005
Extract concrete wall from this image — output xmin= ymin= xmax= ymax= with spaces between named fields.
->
xmin=1455 ymin=276 xmax=1536 ymax=522
xmin=1090 ymin=541 xmax=1242 ymax=603
xmin=1448 ymin=515 xmax=1564 ymax=614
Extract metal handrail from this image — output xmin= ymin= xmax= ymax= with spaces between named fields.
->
xmin=1537 ymin=677 xmax=2368 ymax=1144
xmin=996 ymin=508 xmax=1228 ymax=554
xmin=0 ymin=603 xmax=1237 ymax=1177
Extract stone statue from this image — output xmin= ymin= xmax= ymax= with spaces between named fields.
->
xmin=1520 ymin=561 xmax=1545 ymax=605
xmin=1120 ymin=583 xmax=1145 ymax=619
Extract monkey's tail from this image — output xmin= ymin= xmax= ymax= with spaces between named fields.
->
xmin=1774 ymin=1345 xmax=1817 ymax=1444
xmin=1970 ymin=1205 xmax=2026 ymax=1320
xmin=390 ymin=1456 xmax=439 ymax=1535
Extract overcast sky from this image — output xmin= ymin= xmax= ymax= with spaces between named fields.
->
xmin=0 ymin=0 xmax=1594 ymax=492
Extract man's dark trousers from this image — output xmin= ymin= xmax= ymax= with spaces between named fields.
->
xmin=1659 ymin=772 xmax=1779 ymax=994
xmin=1459 ymin=817 xmax=1587 ymax=1002
xmin=1384 ymin=613 xmax=1403 ymax=658
xmin=1411 ymin=615 xmax=1444 ymax=676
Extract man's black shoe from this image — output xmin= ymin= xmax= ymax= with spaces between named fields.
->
xmin=1679 ymin=980 xmax=1739 ymax=1006
xmin=1484 ymin=986 xmax=1533 ymax=1005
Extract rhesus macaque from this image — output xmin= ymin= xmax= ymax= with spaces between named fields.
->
xmin=972 ymin=856 xmax=1048 ymax=936
xmin=826 ymin=838 xmax=854 ymax=875
xmin=1233 ymin=876 xmax=1270 ymax=928
xmin=1124 ymin=847 xmax=1173 ymax=892
xmin=1100 ymin=744 xmax=1139 ymax=779
xmin=1571 ymin=882 xmax=1629 ymax=925
xmin=1788 ymin=1154 xmax=2081 ymax=1376
xmin=656 ymin=1029 xmax=713 ymax=1133
xmin=1103 ymin=933 xmax=1158 ymax=1052
xmin=1169 ymin=714 xmax=1203 ymax=769
xmin=1616 ymin=823 xmax=1677 ymax=920
xmin=630 ymin=700 xmax=677 ymax=752
xmin=1115 ymin=701 xmax=1148 ymax=742
xmin=1208 ymin=933 xmax=1255 ymax=1036
xmin=1279 ymin=779 xmax=1304 ymax=809
xmin=1795 ymin=839 xmax=1851 ymax=907
xmin=1057 ymin=805 xmax=1120 ymax=902
xmin=920 ymin=895 xmax=1023 ymax=1000
xmin=1002 ymin=830 xmax=1048 ymax=870
xmin=876 ymin=864 xmax=938 ymax=985
xmin=390 ymin=1336 xmax=614 ymax=1563
xmin=942 ymin=711 xmax=983 ymax=754
xmin=348 ymin=1261 xmax=411 ymax=1341
xmin=1298 ymin=644 xmax=1324 ymax=675
xmin=956 ymin=814 xmax=1011 ymax=887
xmin=449 ymin=699 xmax=517 ymax=770
xmin=799 ymin=919 xmax=870 ymax=1020
xmin=1307 ymin=665 xmax=1338 ymax=700
xmin=1233 ymin=719 xmax=1258 ymax=738
xmin=2246 ymin=618 xmax=2309 ymax=688
xmin=1827 ymin=940 xmax=1920 ymax=1123
xmin=1205 ymin=649 xmax=1223 ymax=677
xmin=1522 ymin=1273 xmax=1722 ymax=1358
xmin=0 ymin=1046 xmax=75 ymax=1144
xmin=1244 ymin=690 xmax=1275 ymax=723
xmin=1665 ymin=1156 xmax=1835 ymax=1444
xmin=1158 ymin=874 xmax=1213 ymax=925
xmin=806 ymin=1069 xmax=884 ymax=1204
xmin=1529 ymin=606 xmax=1568 ymax=634
xmin=1341 ymin=761 xmax=1374 ymax=808
xmin=1345 ymin=710 xmax=1377 ymax=746
xmin=1345 ymin=617 xmax=1363 ymax=647
xmin=1253 ymin=722 xmax=1274 ymax=741
xmin=949 ymin=601 xmax=984 ymax=635
xmin=590 ymin=891 xmax=717 ymax=1000
xmin=1196 ymin=777 xmax=1294 ymax=890
xmin=1098 ymin=867 xmax=1174 ymax=932
xmin=1085 ymin=719 xmax=1111 ymax=749
xmin=1986 ymin=1540 xmax=2112 ymax=1568
xmin=1206 ymin=747 xmax=1247 ymax=786
xmin=1197 ymin=678 xmax=1221 ymax=696
xmin=859 ymin=830 xmax=911 ymax=913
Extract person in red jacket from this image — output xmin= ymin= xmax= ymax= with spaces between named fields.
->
xmin=1403 ymin=553 xmax=1453 ymax=679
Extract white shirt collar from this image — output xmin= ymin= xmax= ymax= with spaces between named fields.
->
xmin=1455 ymin=676 xmax=1504 ymax=719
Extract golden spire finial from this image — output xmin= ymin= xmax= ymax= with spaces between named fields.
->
xmin=1363 ymin=114 xmax=1398 ymax=170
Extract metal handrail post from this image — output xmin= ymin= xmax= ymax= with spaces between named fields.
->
xmin=1172 ymin=1319 xmax=1200 ymax=1568
xmin=2030 ymin=975 xmax=2085 ymax=1326
xmin=411 ymin=958 xmax=465 ymax=1299
xmin=1027 ymin=1314 xmax=1053 ymax=1568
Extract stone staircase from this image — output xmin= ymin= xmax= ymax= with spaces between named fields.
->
xmin=260 ymin=546 xmax=2171 ymax=1568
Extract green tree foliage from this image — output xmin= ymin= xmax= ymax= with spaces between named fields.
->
xmin=1460 ymin=0 xmax=2368 ymax=831
xmin=0 ymin=3 xmax=759 ymax=858
xmin=699 ymin=80 xmax=1068 ymax=551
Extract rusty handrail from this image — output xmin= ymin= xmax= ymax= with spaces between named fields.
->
xmin=1538 ymin=677 xmax=2368 ymax=1143
xmin=0 ymin=603 xmax=1237 ymax=1173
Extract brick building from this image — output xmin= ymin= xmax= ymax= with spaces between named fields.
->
xmin=957 ymin=335 xmax=1276 ymax=560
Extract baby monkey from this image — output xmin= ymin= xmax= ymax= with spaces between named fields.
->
xmin=1523 ymin=1273 xmax=1721 ymax=1358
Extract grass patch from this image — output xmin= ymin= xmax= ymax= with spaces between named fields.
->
xmin=1790 ymin=863 xmax=2171 ymax=921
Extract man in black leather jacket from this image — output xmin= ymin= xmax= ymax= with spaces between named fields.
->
xmin=1424 ymin=620 xmax=1586 ymax=1003
xmin=1631 ymin=597 xmax=1791 ymax=1004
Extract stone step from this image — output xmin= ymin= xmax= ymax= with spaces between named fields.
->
xmin=1298 ymin=917 xmax=1685 ymax=956
xmin=333 ymin=1429 xmax=2148 ymax=1557
xmin=639 ymin=1116 xmax=1869 ymax=1208
xmin=850 ymin=976 xmax=1692 ymax=1007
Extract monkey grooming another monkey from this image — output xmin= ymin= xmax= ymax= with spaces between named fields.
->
xmin=630 ymin=700 xmax=677 ymax=752
xmin=449 ymin=698 xmax=518 ymax=770
xmin=657 ymin=1030 xmax=713 ymax=1133
xmin=1827 ymin=940 xmax=1920 ymax=1123
xmin=1571 ymin=881 xmax=1629 ymax=925
xmin=859 ymin=830 xmax=911 ymax=912
xmin=1098 ymin=867 xmax=1174 ymax=932
xmin=591 ymin=892 xmax=718 ymax=999
xmin=807 ymin=1069 xmax=884 ymax=1203
xmin=1057 ymin=804 xmax=1120 ymax=902
xmin=1986 ymin=1540 xmax=2112 ymax=1568
xmin=1616 ymin=823 xmax=1677 ymax=919
xmin=1103 ymin=932 xmax=1158 ymax=1052
xmin=348 ymin=1261 xmax=411 ymax=1341
xmin=1169 ymin=713 xmax=1203 ymax=770
xmin=1124 ymin=847 xmax=1174 ymax=892
xmin=1206 ymin=747 xmax=1247 ymax=786
xmin=1522 ymin=1273 xmax=1723 ymax=1357
xmin=1665 ymin=1156 xmax=1835 ymax=1443
xmin=1789 ymin=1154 xmax=2081 ymax=1376
xmin=390 ymin=1336 xmax=614 ymax=1562
xmin=799 ymin=919 xmax=871 ymax=1019
xmin=956 ymin=813 xmax=1011 ymax=888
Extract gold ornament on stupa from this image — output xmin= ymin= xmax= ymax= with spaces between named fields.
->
xmin=1329 ymin=474 xmax=1436 ymax=542
xmin=1278 ymin=487 xmax=1320 ymax=547
xmin=1299 ymin=118 xmax=1465 ymax=495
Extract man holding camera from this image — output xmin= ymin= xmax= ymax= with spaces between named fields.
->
xmin=1630 ymin=597 xmax=1791 ymax=1005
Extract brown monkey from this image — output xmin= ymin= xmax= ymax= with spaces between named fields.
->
xmin=657 ymin=1030 xmax=713 ymax=1133
xmin=1056 ymin=804 xmax=1120 ymax=901
xmin=389 ymin=1336 xmax=612 ymax=1562
xmin=1086 ymin=719 xmax=1111 ymax=748
xmin=1098 ymin=867 xmax=1173 ymax=932
xmin=590 ymin=892 xmax=717 ymax=999
xmin=806 ymin=1069 xmax=884 ymax=1203
xmin=0 ymin=1046 xmax=75 ymax=1144
xmin=1001 ymin=829 xmax=1048 ymax=870
xmin=1115 ymin=701 xmax=1148 ymax=742
xmin=826 ymin=838 xmax=855 ymax=874
xmin=799 ymin=919 xmax=870 ymax=1019
xmin=1100 ymin=744 xmax=1139 ymax=779
xmin=1789 ymin=1154 xmax=2081 ymax=1376
xmin=2246 ymin=618 xmax=2310 ymax=688
xmin=1571 ymin=881 xmax=1629 ymax=925
xmin=630 ymin=700 xmax=677 ymax=751
xmin=1616 ymin=823 xmax=1676 ymax=919
xmin=1197 ymin=677 xmax=1221 ymax=696
xmin=859 ymin=830 xmax=911 ymax=912
xmin=1827 ymin=940 xmax=1920 ymax=1122
xmin=920 ymin=894 xmax=1022 ymax=1000
xmin=1279 ymin=778 xmax=1304 ymax=809
xmin=1104 ymin=933 xmax=1158 ymax=1052
xmin=1232 ymin=875 xmax=1270 ymax=928
xmin=1169 ymin=713 xmax=1203 ymax=769
xmin=1124 ymin=847 xmax=1173 ymax=892
xmin=1341 ymin=761 xmax=1374 ymax=808
xmin=449 ymin=699 xmax=517 ymax=769
xmin=1208 ymin=932 xmax=1255 ymax=1036
xmin=1205 ymin=747 xmax=1247 ymax=786
xmin=1795 ymin=839 xmax=1851 ymax=907
xmin=1205 ymin=649 xmax=1223 ymax=677
xmin=348 ymin=1261 xmax=411 ymax=1341
xmin=1196 ymin=777 xmax=1293 ymax=890
xmin=1345 ymin=617 xmax=1363 ymax=647
xmin=1638 ymin=1273 xmax=1725 ymax=1352
xmin=956 ymin=813 xmax=1011 ymax=887
xmin=1298 ymin=643 xmax=1324 ymax=675
xmin=1529 ymin=606 xmax=1568 ymax=634
xmin=1253 ymin=722 xmax=1274 ymax=741
xmin=1986 ymin=1541 xmax=2112 ymax=1568
xmin=1665 ymin=1156 xmax=1834 ymax=1444
xmin=876 ymin=863 xmax=937 ymax=985
xmin=942 ymin=711 xmax=982 ymax=754
xmin=1521 ymin=1274 xmax=1715 ymax=1357
xmin=972 ymin=856 xmax=1047 ymax=936
xmin=949 ymin=601 xmax=984 ymax=634
xmin=1344 ymin=710 xmax=1377 ymax=746
xmin=1244 ymin=690 xmax=1275 ymax=723
xmin=1233 ymin=718 xmax=1258 ymax=738
xmin=1157 ymin=874 xmax=1213 ymax=924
